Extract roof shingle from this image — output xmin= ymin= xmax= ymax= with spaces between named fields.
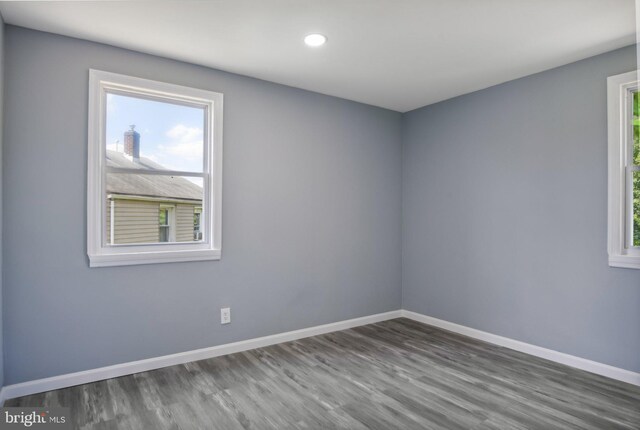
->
xmin=106 ymin=150 xmax=202 ymax=201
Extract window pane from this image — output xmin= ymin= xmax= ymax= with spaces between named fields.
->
xmin=194 ymin=207 xmax=203 ymax=241
xmin=634 ymin=91 xmax=639 ymax=165
xmin=159 ymin=208 xmax=168 ymax=226
xmin=106 ymin=93 xmax=205 ymax=173
xmin=635 ymin=171 xmax=640 ymax=247
xmin=159 ymin=226 xmax=170 ymax=242
xmin=106 ymin=173 xmax=204 ymax=245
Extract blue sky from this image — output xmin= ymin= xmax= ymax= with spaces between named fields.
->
xmin=106 ymin=93 xmax=204 ymax=173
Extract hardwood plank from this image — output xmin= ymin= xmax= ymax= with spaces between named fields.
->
xmin=6 ymin=318 xmax=639 ymax=429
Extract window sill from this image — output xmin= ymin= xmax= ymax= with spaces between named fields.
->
xmin=609 ymin=253 xmax=640 ymax=270
xmin=88 ymin=248 xmax=221 ymax=268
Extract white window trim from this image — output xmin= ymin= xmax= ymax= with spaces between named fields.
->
xmin=607 ymin=70 xmax=640 ymax=269
xmin=87 ymin=70 xmax=223 ymax=267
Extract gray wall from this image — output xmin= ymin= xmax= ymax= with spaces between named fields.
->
xmin=402 ymin=45 xmax=640 ymax=373
xmin=0 ymin=13 xmax=4 ymax=389
xmin=4 ymin=24 xmax=638 ymax=386
xmin=3 ymin=26 xmax=402 ymax=384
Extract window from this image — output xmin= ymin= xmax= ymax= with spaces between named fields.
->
xmin=88 ymin=70 xmax=223 ymax=267
xmin=634 ymin=91 xmax=640 ymax=248
xmin=607 ymin=70 xmax=640 ymax=269
xmin=194 ymin=207 xmax=203 ymax=241
xmin=159 ymin=205 xmax=175 ymax=243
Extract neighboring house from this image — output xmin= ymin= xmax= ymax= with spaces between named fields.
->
xmin=105 ymin=127 xmax=203 ymax=244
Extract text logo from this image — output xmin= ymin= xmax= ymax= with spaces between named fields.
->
xmin=0 ymin=408 xmax=70 ymax=429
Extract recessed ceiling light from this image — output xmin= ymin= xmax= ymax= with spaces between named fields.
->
xmin=304 ymin=34 xmax=327 ymax=47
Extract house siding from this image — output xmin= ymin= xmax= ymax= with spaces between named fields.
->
xmin=105 ymin=199 xmax=200 ymax=244
xmin=176 ymin=204 xmax=196 ymax=242
xmin=112 ymin=199 xmax=159 ymax=244
xmin=106 ymin=198 xmax=111 ymax=244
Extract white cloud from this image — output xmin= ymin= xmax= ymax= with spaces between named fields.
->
xmin=161 ymin=141 xmax=202 ymax=159
xmin=166 ymin=124 xmax=202 ymax=144
xmin=105 ymin=124 xmax=203 ymax=173
xmin=161 ymin=124 xmax=203 ymax=160
xmin=166 ymin=124 xmax=201 ymax=140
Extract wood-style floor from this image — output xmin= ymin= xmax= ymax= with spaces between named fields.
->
xmin=6 ymin=318 xmax=640 ymax=429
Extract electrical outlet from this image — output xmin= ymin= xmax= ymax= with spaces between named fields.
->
xmin=221 ymin=307 xmax=231 ymax=325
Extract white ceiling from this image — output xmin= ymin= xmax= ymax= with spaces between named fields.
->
xmin=0 ymin=0 xmax=635 ymax=112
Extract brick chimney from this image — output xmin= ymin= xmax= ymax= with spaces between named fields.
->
xmin=124 ymin=125 xmax=140 ymax=162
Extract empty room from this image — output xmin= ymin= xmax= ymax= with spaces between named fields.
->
xmin=0 ymin=0 xmax=637 ymax=428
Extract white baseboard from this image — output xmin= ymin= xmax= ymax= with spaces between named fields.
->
xmin=1 ymin=310 xmax=402 ymax=402
xmin=401 ymin=310 xmax=640 ymax=387
xmin=2 ymin=308 xmax=638 ymax=403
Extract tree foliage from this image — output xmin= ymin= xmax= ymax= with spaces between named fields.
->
xmin=634 ymin=92 xmax=639 ymax=246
